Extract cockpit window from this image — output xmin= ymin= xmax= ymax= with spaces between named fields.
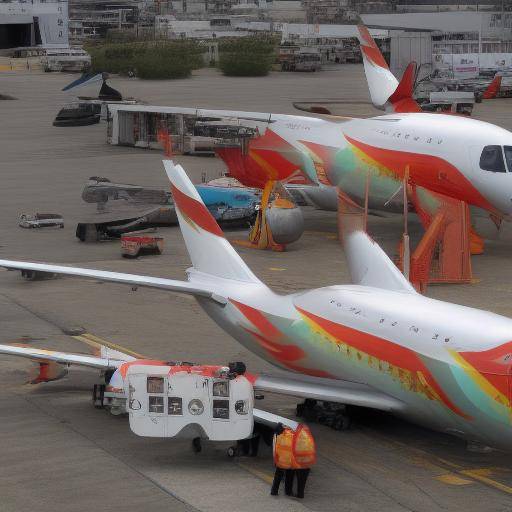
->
xmin=480 ymin=145 xmax=506 ymax=172
xmin=505 ymin=146 xmax=512 ymax=172
xmin=480 ymin=145 xmax=507 ymax=172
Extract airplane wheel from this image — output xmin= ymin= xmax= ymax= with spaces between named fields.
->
xmin=192 ymin=437 xmax=202 ymax=453
xmin=92 ymin=384 xmax=105 ymax=409
xmin=333 ymin=414 xmax=350 ymax=431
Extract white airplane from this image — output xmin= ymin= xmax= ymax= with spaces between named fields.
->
xmin=1 ymin=161 xmax=512 ymax=450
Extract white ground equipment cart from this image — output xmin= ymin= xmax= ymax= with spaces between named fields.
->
xmin=125 ymin=363 xmax=254 ymax=443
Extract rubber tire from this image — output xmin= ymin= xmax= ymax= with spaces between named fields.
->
xmin=227 ymin=446 xmax=236 ymax=458
xmin=192 ymin=437 xmax=202 ymax=453
xmin=333 ymin=415 xmax=350 ymax=431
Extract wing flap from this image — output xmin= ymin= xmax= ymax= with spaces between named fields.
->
xmin=254 ymin=372 xmax=404 ymax=412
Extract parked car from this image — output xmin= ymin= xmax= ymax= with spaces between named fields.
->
xmin=19 ymin=213 xmax=64 ymax=229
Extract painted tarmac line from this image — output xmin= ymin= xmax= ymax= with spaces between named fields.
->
xmin=435 ymin=474 xmax=473 ymax=486
xmin=73 ymin=332 xmax=145 ymax=359
xmin=358 ymin=430 xmax=512 ymax=495
xmin=459 ymin=468 xmax=512 ymax=495
xmin=303 ymin=231 xmax=338 ymax=239
xmin=237 ymin=461 xmax=274 ymax=484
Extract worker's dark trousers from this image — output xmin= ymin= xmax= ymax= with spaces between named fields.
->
xmin=295 ymin=468 xmax=311 ymax=499
xmin=270 ymin=468 xmax=294 ymax=495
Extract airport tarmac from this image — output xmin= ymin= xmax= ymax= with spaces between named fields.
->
xmin=2 ymin=66 xmax=512 ymax=512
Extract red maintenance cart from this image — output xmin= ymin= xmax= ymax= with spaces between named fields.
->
xmin=121 ymin=235 xmax=164 ymax=258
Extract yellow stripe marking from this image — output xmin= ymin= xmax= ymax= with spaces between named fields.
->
xmin=449 ymin=349 xmax=510 ymax=408
xmin=436 ymin=474 xmax=473 ymax=486
xmin=460 ymin=468 xmax=512 ymax=495
xmin=360 ymin=434 xmax=512 ymax=496
xmin=73 ymin=333 xmax=145 ymax=359
xmin=237 ymin=462 xmax=274 ymax=484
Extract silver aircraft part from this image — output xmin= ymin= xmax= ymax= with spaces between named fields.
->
xmin=265 ymin=206 xmax=304 ymax=245
xmin=297 ymin=186 xmax=338 ymax=211
xmin=253 ymin=408 xmax=299 ymax=431
xmin=254 ymin=373 xmax=404 ymax=412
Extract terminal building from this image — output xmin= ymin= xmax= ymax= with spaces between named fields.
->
xmin=362 ymin=10 xmax=512 ymax=78
xmin=0 ymin=0 xmax=68 ymax=52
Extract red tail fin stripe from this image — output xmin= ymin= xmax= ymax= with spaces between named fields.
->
xmin=483 ymin=75 xmax=502 ymax=99
xmin=358 ymin=25 xmax=389 ymax=70
xmin=357 ymin=25 xmax=378 ymax=49
xmin=388 ymin=62 xmax=421 ymax=112
xmin=361 ymin=45 xmax=390 ymax=70
xmin=171 ymin=183 xmax=225 ymax=238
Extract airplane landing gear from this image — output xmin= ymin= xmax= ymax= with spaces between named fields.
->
xmin=192 ymin=437 xmax=202 ymax=453
xmin=296 ymin=399 xmax=351 ymax=431
xmin=92 ymin=384 xmax=105 ymax=409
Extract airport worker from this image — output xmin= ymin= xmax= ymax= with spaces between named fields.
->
xmin=290 ymin=424 xmax=316 ymax=499
xmin=271 ymin=423 xmax=295 ymax=496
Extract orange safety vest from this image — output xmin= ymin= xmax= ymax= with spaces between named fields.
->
xmin=291 ymin=425 xmax=316 ymax=469
xmin=273 ymin=427 xmax=294 ymax=469
xmin=273 ymin=425 xmax=317 ymax=469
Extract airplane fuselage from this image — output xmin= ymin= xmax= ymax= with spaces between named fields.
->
xmin=191 ymin=270 xmax=512 ymax=450
xmin=220 ymin=112 xmax=512 ymax=219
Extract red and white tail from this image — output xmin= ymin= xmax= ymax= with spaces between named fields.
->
xmin=483 ymin=74 xmax=502 ymax=100
xmin=356 ymin=25 xmax=421 ymax=113
xmin=163 ymin=160 xmax=261 ymax=283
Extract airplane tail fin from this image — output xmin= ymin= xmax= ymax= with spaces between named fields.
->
xmin=483 ymin=74 xmax=502 ymax=99
xmin=356 ymin=25 xmax=421 ymax=113
xmin=387 ymin=62 xmax=422 ymax=113
xmin=163 ymin=160 xmax=262 ymax=284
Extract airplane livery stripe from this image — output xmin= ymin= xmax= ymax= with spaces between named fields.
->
xmin=297 ymin=306 xmax=471 ymax=419
xmin=344 ymin=135 xmax=496 ymax=212
xmin=361 ymin=45 xmax=390 ymax=70
xmin=171 ymin=183 xmax=225 ymax=237
xmin=230 ymin=299 xmax=333 ymax=378
xmin=358 ymin=25 xmax=390 ymax=70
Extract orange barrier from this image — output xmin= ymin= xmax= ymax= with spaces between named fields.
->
xmin=235 ymin=179 xmax=287 ymax=252
xmin=405 ymin=187 xmax=472 ymax=292
xmin=337 ymin=174 xmax=474 ymax=293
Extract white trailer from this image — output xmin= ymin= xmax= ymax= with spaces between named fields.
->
xmin=125 ymin=364 xmax=254 ymax=441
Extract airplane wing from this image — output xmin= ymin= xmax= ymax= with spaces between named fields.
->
xmin=253 ymin=372 xmax=404 ymax=412
xmin=0 ymin=343 xmax=128 ymax=369
xmin=0 ymin=260 xmax=227 ymax=305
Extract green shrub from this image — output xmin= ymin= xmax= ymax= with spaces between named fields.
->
xmin=89 ymin=41 xmax=203 ymax=79
xmin=218 ymin=36 xmax=277 ymax=77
